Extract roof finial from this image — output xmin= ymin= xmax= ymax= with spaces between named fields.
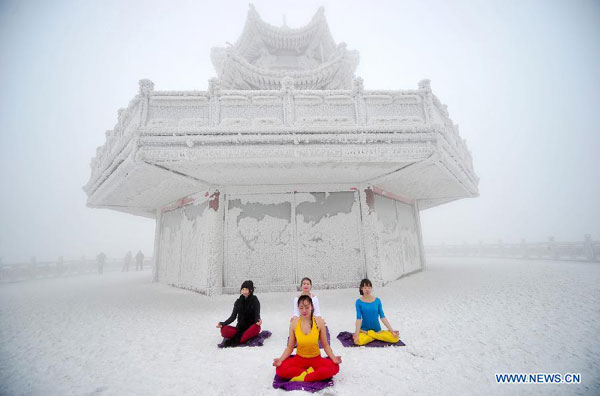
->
xmin=313 ymin=7 xmax=325 ymax=21
xmin=248 ymin=3 xmax=258 ymax=19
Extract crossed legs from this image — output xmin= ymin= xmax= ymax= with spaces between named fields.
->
xmin=276 ymin=355 xmax=339 ymax=382
xmin=220 ymin=324 xmax=261 ymax=344
xmin=356 ymin=330 xmax=399 ymax=345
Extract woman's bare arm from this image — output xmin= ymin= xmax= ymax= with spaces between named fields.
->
xmin=273 ymin=319 xmax=297 ymax=366
xmin=353 ymin=319 xmax=362 ymax=344
xmin=381 ymin=317 xmax=399 ymax=337
xmin=318 ymin=318 xmax=341 ymax=364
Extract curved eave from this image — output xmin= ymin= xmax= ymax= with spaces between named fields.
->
xmin=85 ymin=149 xmax=208 ymax=218
xmin=86 ymin=123 xmax=477 ymax=214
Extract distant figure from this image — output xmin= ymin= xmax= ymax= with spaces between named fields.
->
xmin=135 ymin=250 xmax=144 ymax=271
xmin=56 ymin=256 xmax=64 ymax=276
xmin=122 ymin=251 xmax=132 ymax=272
xmin=96 ymin=252 xmax=106 ymax=275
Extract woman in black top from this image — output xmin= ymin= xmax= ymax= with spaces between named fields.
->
xmin=216 ymin=280 xmax=262 ymax=345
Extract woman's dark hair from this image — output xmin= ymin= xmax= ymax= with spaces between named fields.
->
xmin=240 ymin=280 xmax=254 ymax=295
xmin=297 ymin=294 xmax=314 ymax=320
xmin=359 ymin=278 xmax=372 ymax=295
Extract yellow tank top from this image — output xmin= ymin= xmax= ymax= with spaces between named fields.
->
xmin=295 ymin=317 xmax=320 ymax=358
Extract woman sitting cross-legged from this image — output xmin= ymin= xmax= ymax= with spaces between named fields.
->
xmin=291 ymin=277 xmax=322 ymax=322
xmin=216 ymin=280 xmax=262 ymax=346
xmin=273 ymin=295 xmax=341 ymax=382
xmin=353 ymin=278 xmax=400 ymax=345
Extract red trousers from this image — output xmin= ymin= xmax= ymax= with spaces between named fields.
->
xmin=276 ymin=355 xmax=339 ymax=382
xmin=220 ymin=324 xmax=261 ymax=344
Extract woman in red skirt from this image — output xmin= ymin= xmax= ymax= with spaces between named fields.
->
xmin=273 ymin=295 xmax=341 ymax=382
xmin=216 ymin=280 xmax=262 ymax=346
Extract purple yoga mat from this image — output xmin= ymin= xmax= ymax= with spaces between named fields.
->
xmin=272 ymin=375 xmax=334 ymax=392
xmin=217 ymin=330 xmax=272 ymax=348
xmin=336 ymin=331 xmax=405 ymax=348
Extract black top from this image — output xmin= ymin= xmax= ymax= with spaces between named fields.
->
xmin=220 ymin=294 xmax=261 ymax=333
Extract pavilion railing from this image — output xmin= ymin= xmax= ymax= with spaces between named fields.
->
xmin=0 ymin=257 xmax=153 ymax=283
xmin=86 ymin=78 xmax=477 ymax=195
xmin=425 ymin=235 xmax=600 ymax=263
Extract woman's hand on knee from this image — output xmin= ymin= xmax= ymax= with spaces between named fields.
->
xmin=216 ymin=322 xmax=222 ymax=328
xmin=331 ymin=356 xmax=342 ymax=364
xmin=273 ymin=358 xmax=283 ymax=367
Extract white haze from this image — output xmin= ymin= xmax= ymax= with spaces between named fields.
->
xmin=0 ymin=0 xmax=599 ymax=262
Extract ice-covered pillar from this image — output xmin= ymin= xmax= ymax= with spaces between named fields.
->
xmin=152 ymin=210 xmax=162 ymax=282
xmin=352 ymin=77 xmax=366 ymax=125
xmin=583 ymin=234 xmax=596 ymax=262
xmin=419 ymin=79 xmax=434 ymax=125
xmin=205 ymin=190 xmax=225 ymax=295
xmin=413 ymin=201 xmax=426 ymax=270
xmin=359 ymin=187 xmax=383 ymax=286
xmin=208 ymin=78 xmax=221 ymax=126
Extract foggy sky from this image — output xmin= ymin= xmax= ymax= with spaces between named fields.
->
xmin=1 ymin=0 xmax=599 ymax=262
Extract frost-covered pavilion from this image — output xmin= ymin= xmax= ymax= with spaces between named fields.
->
xmin=84 ymin=6 xmax=478 ymax=294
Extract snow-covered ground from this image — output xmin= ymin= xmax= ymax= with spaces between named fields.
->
xmin=1 ymin=257 xmax=598 ymax=395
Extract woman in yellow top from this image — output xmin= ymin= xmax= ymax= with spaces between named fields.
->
xmin=273 ymin=295 xmax=342 ymax=382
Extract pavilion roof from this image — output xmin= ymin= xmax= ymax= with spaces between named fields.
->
xmin=234 ymin=5 xmax=336 ymax=61
xmin=211 ymin=5 xmax=359 ymax=90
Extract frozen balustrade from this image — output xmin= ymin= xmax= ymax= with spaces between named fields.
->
xmin=86 ymin=78 xmax=476 ymax=195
